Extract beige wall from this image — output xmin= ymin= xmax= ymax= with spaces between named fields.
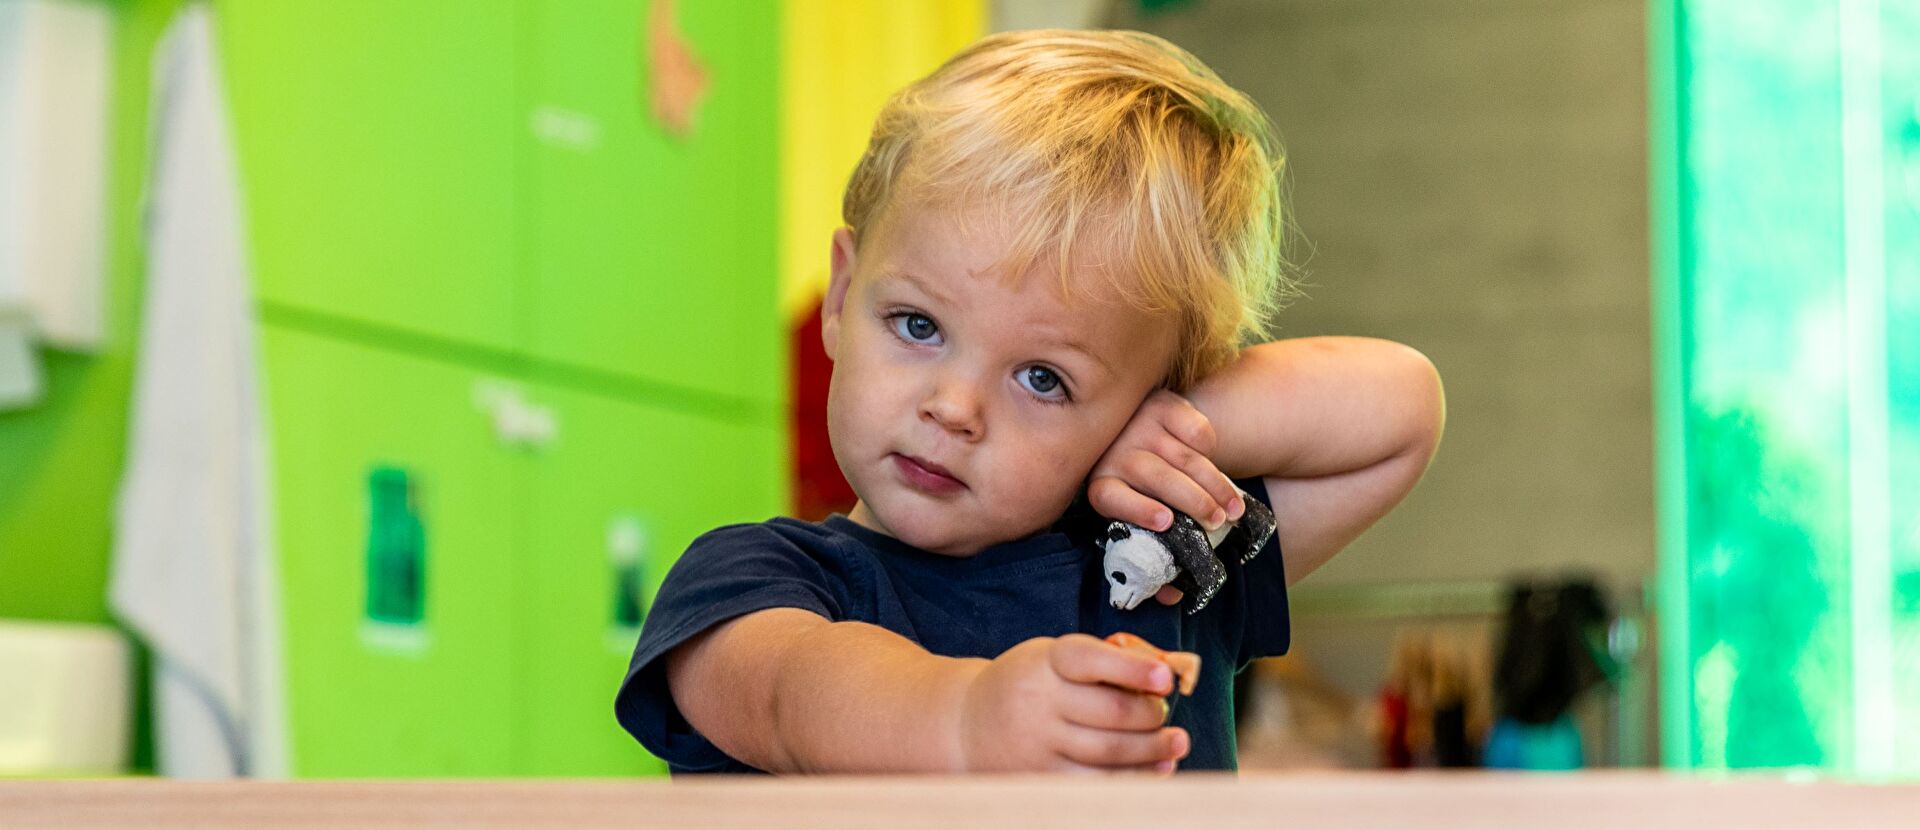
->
xmin=1107 ymin=0 xmax=1656 ymax=591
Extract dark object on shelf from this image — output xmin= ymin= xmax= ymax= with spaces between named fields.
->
xmin=1493 ymin=579 xmax=1616 ymax=726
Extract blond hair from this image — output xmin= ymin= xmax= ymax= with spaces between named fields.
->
xmin=842 ymin=29 xmax=1298 ymax=390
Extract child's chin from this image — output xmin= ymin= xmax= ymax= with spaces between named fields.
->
xmin=891 ymin=520 xmax=968 ymax=554
xmin=877 ymin=502 xmax=983 ymax=555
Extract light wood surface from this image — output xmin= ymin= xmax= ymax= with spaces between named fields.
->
xmin=2 ymin=772 xmax=1915 ymax=829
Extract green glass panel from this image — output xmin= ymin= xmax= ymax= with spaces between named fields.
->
xmin=521 ymin=0 xmax=781 ymax=403
xmin=1881 ymin=1 xmax=1920 ymax=773
xmin=1658 ymin=0 xmax=1920 ymax=775
xmin=263 ymin=326 xmax=517 ymax=776
xmin=221 ymin=0 xmax=519 ymax=351
xmin=1680 ymin=0 xmax=1849 ymax=769
xmin=512 ymin=383 xmax=781 ymax=776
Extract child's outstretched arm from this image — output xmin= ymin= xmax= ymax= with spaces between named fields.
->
xmin=666 ymin=608 xmax=1188 ymax=773
xmin=1089 ymin=336 xmax=1445 ymax=584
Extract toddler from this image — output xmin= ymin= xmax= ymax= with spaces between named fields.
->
xmin=616 ymin=29 xmax=1445 ymax=775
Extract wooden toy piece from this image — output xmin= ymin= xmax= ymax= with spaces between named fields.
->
xmin=1104 ymin=632 xmax=1201 ymax=697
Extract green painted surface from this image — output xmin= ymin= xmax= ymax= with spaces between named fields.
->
xmin=1657 ymin=0 xmax=1920 ymax=775
xmin=522 ymin=0 xmax=782 ymax=403
xmin=512 ymin=384 xmax=780 ymax=776
xmin=0 ymin=351 xmax=130 ymax=624
xmin=219 ymin=0 xmax=520 ymax=352
xmin=263 ymin=326 xmax=519 ymax=776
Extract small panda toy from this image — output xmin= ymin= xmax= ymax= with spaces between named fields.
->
xmin=1099 ymin=486 xmax=1276 ymax=614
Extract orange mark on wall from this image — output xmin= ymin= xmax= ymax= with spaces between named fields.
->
xmin=645 ymin=0 xmax=708 ymax=137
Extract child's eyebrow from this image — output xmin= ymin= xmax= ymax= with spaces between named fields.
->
xmin=1039 ymin=334 xmax=1115 ymax=377
xmin=881 ymin=269 xmax=955 ymax=308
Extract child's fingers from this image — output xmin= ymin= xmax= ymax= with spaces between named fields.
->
xmin=1170 ymin=448 xmax=1242 ymax=526
xmin=1056 ymin=725 xmax=1189 ymax=769
xmin=1087 ymin=474 xmax=1173 ymax=531
xmin=1050 ymin=633 xmax=1174 ymax=695
xmin=1153 ymin=585 xmax=1185 ymax=606
xmin=1154 ymin=394 xmax=1218 ymax=457
xmin=1055 ymin=760 xmax=1174 ymax=777
xmin=1118 ymin=450 xmax=1229 ymax=530
xmin=1055 ymin=681 xmax=1170 ymax=732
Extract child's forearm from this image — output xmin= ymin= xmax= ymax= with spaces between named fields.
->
xmin=1183 ymin=336 xmax=1445 ymax=481
xmin=770 ymin=618 xmax=985 ymax=772
xmin=667 ymin=608 xmax=983 ymax=773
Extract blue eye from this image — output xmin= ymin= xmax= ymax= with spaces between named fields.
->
xmin=1021 ymin=366 xmax=1068 ymax=400
xmin=892 ymin=313 xmax=940 ymax=343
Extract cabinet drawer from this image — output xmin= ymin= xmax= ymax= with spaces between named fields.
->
xmin=263 ymin=326 xmax=518 ymax=776
xmin=511 ymin=380 xmax=781 ymax=775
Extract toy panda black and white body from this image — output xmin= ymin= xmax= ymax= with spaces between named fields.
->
xmin=1098 ymin=486 xmax=1276 ymax=614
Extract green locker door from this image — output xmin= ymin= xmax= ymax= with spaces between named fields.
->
xmin=264 ymin=326 xmax=518 ymax=776
xmin=222 ymin=0 xmax=519 ymax=350
xmin=522 ymin=0 xmax=781 ymax=402
xmin=512 ymin=382 xmax=781 ymax=776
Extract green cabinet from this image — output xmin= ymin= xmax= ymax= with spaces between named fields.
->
xmin=522 ymin=0 xmax=781 ymax=402
xmin=513 ymin=382 xmax=780 ymax=776
xmin=263 ymin=327 xmax=519 ymax=776
xmin=237 ymin=1 xmax=785 ymax=776
xmin=224 ymin=0 xmax=782 ymax=390
xmin=222 ymin=0 xmax=520 ymax=351
xmin=264 ymin=325 xmax=784 ymax=776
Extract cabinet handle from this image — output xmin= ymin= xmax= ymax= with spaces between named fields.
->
xmin=472 ymin=380 xmax=559 ymax=450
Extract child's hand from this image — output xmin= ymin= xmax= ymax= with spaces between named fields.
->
xmin=955 ymin=634 xmax=1190 ymax=774
xmin=1088 ymin=390 xmax=1245 ymax=533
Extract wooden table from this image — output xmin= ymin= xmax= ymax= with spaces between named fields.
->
xmin=2 ymin=773 xmax=1915 ymax=829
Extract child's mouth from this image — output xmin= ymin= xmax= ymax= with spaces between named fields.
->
xmin=891 ymin=453 xmax=966 ymax=495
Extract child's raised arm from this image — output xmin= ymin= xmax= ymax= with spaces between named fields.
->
xmin=665 ymin=609 xmax=1189 ymax=773
xmin=1090 ymin=336 xmax=1445 ymax=584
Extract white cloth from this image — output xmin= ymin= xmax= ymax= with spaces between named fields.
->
xmin=110 ymin=3 xmax=286 ymax=779
xmin=0 ymin=0 xmax=112 ymax=409
xmin=0 ymin=316 xmax=39 ymax=409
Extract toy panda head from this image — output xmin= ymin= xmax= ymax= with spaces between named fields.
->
xmin=1099 ymin=521 xmax=1179 ymax=611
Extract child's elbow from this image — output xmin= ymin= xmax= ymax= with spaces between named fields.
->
xmin=1389 ymin=342 xmax=1446 ymax=462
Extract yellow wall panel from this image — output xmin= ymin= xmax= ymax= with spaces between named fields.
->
xmin=779 ymin=0 xmax=984 ymax=319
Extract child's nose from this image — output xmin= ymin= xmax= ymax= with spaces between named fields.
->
xmin=919 ymin=377 xmax=985 ymax=440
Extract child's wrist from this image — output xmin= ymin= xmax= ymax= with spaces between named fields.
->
xmin=934 ymin=657 xmax=990 ymax=773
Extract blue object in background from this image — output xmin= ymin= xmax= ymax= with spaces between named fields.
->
xmin=1485 ymin=715 xmax=1585 ymax=771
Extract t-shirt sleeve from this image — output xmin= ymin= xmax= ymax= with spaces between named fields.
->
xmin=1231 ymin=475 xmax=1291 ymax=668
xmin=613 ymin=522 xmax=851 ymax=772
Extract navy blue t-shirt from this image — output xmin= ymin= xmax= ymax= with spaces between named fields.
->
xmin=613 ymin=476 xmax=1290 ymax=774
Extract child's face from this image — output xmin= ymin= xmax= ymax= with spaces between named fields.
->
xmin=821 ymin=203 xmax=1178 ymax=556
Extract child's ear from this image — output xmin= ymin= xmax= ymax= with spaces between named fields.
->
xmin=821 ymin=227 xmax=858 ymax=360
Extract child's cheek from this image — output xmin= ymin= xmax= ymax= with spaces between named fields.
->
xmin=1033 ymin=436 xmax=1098 ymax=494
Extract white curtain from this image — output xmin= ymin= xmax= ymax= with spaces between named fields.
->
xmin=110 ymin=2 xmax=286 ymax=778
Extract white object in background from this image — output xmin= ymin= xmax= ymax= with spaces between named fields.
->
xmin=0 ymin=314 xmax=40 ymax=408
xmin=0 ymin=0 xmax=112 ymax=367
xmin=0 ymin=619 xmax=131 ymax=775
xmin=110 ymin=3 xmax=287 ymax=779
xmin=473 ymin=378 xmax=561 ymax=449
